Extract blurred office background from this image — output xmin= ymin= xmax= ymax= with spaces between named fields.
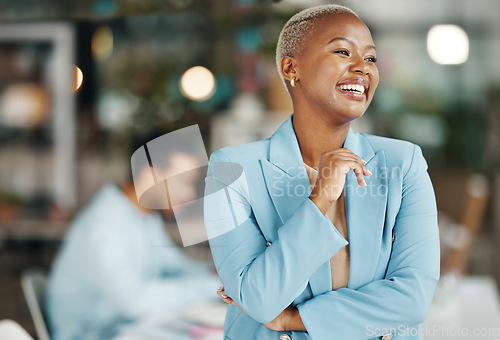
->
xmin=0 ymin=0 xmax=499 ymax=338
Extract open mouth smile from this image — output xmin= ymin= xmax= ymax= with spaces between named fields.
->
xmin=336 ymin=78 xmax=369 ymax=101
xmin=338 ymin=84 xmax=365 ymax=94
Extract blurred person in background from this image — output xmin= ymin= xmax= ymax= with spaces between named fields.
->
xmin=46 ymin=132 xmax=220 ymax=340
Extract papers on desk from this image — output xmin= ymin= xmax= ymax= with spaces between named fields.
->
xmin=423 ymin=274 xmax=500 ymax=340
xmin=115 ymin=303 xmax=226 ymax=340
xmin=183 ymin=303 xmax=227 ymax=328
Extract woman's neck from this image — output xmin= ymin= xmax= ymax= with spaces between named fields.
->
xmin=292 ymin=111 xmax=350 ymax=168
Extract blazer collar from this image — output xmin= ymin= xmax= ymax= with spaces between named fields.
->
xmin=262 ymin=114 xmax=388 ymax=294
xmin=268 ymin=115 xmax=305 ymax=178
xmin=343 ymin=122 xmax=376 ymax=166
xmin=262 ymin=115 xmax=310 ymax=225
xmin=268 ymin=115 xmax=376 ymax=172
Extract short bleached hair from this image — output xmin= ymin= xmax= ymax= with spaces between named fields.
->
xmin=276 ymin=4 xmax=359 ymax=94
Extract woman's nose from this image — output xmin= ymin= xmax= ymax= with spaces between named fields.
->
xmin=350 ymin=56 xmax=369 ymax=75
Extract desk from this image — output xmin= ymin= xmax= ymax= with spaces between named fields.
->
xmin=423 ymin=275 xmax=500 ymax=339
xmin=114 ymin=302 xmax=226 ymax=340
xmin=115 ymin=276 xmax=500 ymax=340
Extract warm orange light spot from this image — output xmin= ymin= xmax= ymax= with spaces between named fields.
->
xmin=74 ymin=66 xmax=83 ymax=92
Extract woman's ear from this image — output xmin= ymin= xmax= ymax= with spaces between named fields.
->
xmin=280 ymin=55 xmax=298 ymax=82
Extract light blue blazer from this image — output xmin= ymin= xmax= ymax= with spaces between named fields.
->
xmin=204 ymin=115 xmax=440 ymax=340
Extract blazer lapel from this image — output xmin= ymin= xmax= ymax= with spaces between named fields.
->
xmin=261 ymin=118 xmax=388 ymax=295
xmin=343 ymin=129 xmax=388 ymax=289
xmin=261 ymin=116 xmax=333 ymax=297
xmin=261 ymin=116 xmax=310 ymax=225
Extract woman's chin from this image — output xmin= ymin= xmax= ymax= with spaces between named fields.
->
xmin=337 ymin=108 xmax=367 ymax=123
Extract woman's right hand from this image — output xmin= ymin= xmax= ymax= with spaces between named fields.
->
xmin=309 ymin=148 xmax=371 ymax=215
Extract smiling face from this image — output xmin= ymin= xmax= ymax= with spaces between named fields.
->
xmin=291 ymin=13 xmax=379 ymax=124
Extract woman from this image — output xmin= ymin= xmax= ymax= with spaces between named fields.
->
xmin=204 ymin=4 xmax=440 ymax=339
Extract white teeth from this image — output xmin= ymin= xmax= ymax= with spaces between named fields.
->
xmin=339 ymin=84 xmax=365 ymax=94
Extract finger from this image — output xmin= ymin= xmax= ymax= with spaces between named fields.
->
xmin=221 ymin=296 xmax=238 ymax=306
xmin=345 ymin=156 xmax=371 ymax=174
xmin=333 ymin=148 xmax=363 ymax=160
xmin=336 ymin=149 xmax=372 ymax=174
xmin=344 ymin=154 xmax=371 ymax=176
xmin=338 ymin=155 xmax=371 ymax=177
xmin=217 ymin=286 xmax=224 ymax=292
xmin=220 ymin=294 xmax=239 ymax=307
xmin=351 ymin=163 xmax=367 ymax=186
xmin=321 ymin=152 xmax=365 ymax=169
xmin=217 ymin=290 xmax=236 ymax=305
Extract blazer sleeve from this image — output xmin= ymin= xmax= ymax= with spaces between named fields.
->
xmin=296 ymin=145 xmax=440 ymax=339
xmin=204 ymin=149 xmax=349 ymax=323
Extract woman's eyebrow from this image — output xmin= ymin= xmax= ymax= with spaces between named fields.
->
xmin=327 ymin=37 xmax=376 ymax=51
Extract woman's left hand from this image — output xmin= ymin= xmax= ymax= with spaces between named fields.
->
xmin=216 ymin=286 xmax=293 ymax=331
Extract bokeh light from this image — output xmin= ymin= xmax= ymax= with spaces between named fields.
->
xmin=427 ymin=24 xmax=469 ymax=65
xmin=74 ymin=66 xmax=83 ymax=92
xmin=0 ymin=83 xmax=50 ymax=128
xmin=91 ymin=26 xmax=113 ymax=61
xmin=179 ymin=66 xmax=216 ymax=102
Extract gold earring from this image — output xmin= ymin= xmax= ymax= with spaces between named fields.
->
xmin=291 ymin=76 xmax=297 ymax=87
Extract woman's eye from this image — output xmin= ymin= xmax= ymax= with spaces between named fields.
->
xmin=366 ymin=56 xmax=378 ymax=63
xmin=334 ymin=50 xmax=349 ymax=56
